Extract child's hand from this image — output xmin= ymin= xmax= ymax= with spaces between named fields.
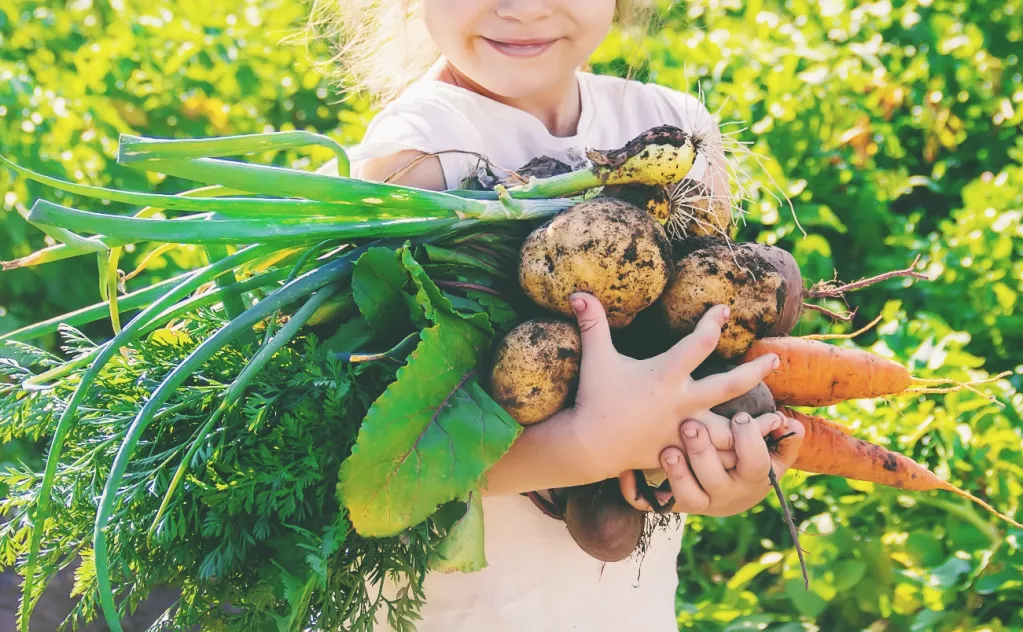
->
xmin=563 ymin=292 xmax=780 ymax=483
xmin=620 ymin=412 xmax=806 ymax=517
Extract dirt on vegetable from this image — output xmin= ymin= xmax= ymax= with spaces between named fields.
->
xmin=654 ymin=238 xmax=800 ymax=358
xmin=489 ymin=319 xmax=582 ymax=425
xmin=518 ymin=197 xmax=673 ymax=328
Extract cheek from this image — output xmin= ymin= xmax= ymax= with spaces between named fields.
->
xmin=571 ymin=0 xmax=617 ymax=50
xmin=423 ymin=0 xmax=478 ymax=54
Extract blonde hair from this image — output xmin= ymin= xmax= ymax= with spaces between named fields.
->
xmin=306 ymin=0 xmax=657 ymax=106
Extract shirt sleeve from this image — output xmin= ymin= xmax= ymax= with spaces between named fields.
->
xmin=334 ymin=91 xmax=486 ymax=189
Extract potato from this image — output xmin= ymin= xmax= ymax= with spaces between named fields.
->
xmin=489 ymin=319 xmax=582 ymax=425
xmin=518 ymin=197 xmax=673 ymax=328
xmin=654 ymin=238 xmax=803 ymax=358
xmin=564 ymin=479 xmax=645 ymax=563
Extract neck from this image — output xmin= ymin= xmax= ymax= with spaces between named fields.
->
xmin=426 ymin=58 xmax=582 ymax=137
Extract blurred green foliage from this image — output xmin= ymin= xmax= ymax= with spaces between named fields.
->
xmin=0 ymin=0 xmax=1020 ymax=630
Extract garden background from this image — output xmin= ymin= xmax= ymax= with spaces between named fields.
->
xmin=0 ymin=0 xmax=1020 ymax=629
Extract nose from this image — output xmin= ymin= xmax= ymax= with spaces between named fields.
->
xmin=496 ymin=0 xmax=555 ymax=22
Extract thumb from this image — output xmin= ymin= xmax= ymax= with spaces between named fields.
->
xmin=570 ymin=292 xmax=615 ymax=364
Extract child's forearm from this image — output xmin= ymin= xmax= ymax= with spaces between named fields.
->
xmin=480 ymin=410 xmax=606 ymax=496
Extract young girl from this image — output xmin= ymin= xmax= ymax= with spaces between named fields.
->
xmin=314 ymin=1 xmax=806 ymax=629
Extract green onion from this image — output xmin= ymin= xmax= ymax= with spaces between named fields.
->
xmin=17 ymin=263 xmax=299 ymax=392
xmin=118 ymin=130 xmax=352 ymax=177
xmin=27 ymin=200 xmax=470 ymax=245
xmin=2 ymin=153 xmax=575 ymax=223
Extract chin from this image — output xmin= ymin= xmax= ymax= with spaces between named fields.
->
xmin=469 ymin=67 xmax=574 ymax=101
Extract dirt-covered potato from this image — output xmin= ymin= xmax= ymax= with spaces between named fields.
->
xmin=489 ymin=319 xmax=582 ymax=425
xmin=518 ymin=197 xmax=673 ymax=328
xmin=564 ymin=479 xmax=645 ymax=563
xmin=654 ymin=238 xmax=802 ymax=358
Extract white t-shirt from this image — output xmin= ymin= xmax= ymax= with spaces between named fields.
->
xmin=329 ymin=72 xmax=717 ymax=632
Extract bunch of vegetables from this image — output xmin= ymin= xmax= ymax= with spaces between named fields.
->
xmin=0 ymin=126 xmax=691 ymax=630
xmin=0 ymin=122 xmax=1016 ymax=632
xmin=489 ymin=192 xmax=1020 ymax=572
xmin=488 ymin=179 xmax=1021 ymax=575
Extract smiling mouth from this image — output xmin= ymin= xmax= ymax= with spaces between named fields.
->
xmin=481 ymin=37 xmax=559 ymax=58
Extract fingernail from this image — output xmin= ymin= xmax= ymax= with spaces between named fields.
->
xmin=735 ymin=413 xmax=751 ymax=424
xmin=665 ymin=452 xmax=680 ymax=465
xmin=721 ymin=305 xmax=731 ymax=320
xmin=570 ymin=296 xmax=585 ymax=313
xmin=771 ymin=354 xmax=780 ymax=369
xmin=683 ymin=426 xmax=699 ymax=439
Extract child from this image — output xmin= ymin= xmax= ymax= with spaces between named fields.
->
xmin=313 ymin=1 xmax=806 ymax=629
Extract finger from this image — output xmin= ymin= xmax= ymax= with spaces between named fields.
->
xmin=732 ymin=412 xmax=775 ymax=483
xmin=693 ymin=408 xmax=783 ymax=451
xmin=693 ymin=410 xmax=734 ymax=451
xmin=570 ymin=292 xmax=616 ymax=366
xmin=718 ymin=450 xmax=737 ymax=470
xmin=689 ymin=353 xmax=780 ymax=411
xmin=681 ymin=420 xmax=731 ymax=496
xmin=661 ymin=304 xmax=730 ymax=378
xmin=618 ymin=470 xmax=654 ymax=512
xmin=658 ymin=446 xmax=709 ymax=513
xmin=769 ymin=415 xmax=806 ymax=476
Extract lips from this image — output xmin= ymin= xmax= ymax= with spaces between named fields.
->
xmin=481 ymin=36 xmax=559 ymax=58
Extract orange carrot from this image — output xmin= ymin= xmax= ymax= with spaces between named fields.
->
xmin=743 ymin=337 xmax=911 ymax=405
xmin=744 ymin=337 xmax=1009 ymax=407
xmin=781 ymin=408 xmax=1022 ymax=528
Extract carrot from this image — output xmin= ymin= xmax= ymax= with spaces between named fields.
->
xmin=781 ymin=408 xmax=1022 ymax=528
xmin=743 ymin=337 xmax=911 ymax=405
xmin=743 ymin=337 xmax=1009 ymax=406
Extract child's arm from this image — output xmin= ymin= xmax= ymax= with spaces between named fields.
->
xmin=358 ymin=150 xmax=445 ymax=190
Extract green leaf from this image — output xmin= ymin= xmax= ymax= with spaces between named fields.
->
xmin=428 ymin=491 xmax=487 ymax=573
xmin=830 ymin=559 xmax=867 ymax=593
xmin=422 ymin=244 xmax=502 ymax=276
xmin=974 ymin=569 xmax=1022 ymax=594
xmin=353 ymin=247 xmax=412 ymax=336
xmin=401 ymin=247 xmax=455 ymax=326
xmin=928 ymin=555 xmax=973 ymax=588
xmin=337 ymin=313 xmax=519 ymax=537
xmin=784 ymin=579 xmax=829 ymax=618
xmin=466 ymin=289 xmax=518 ymax=334
xmin=321 ymin=315 xmax=377 ymax=354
